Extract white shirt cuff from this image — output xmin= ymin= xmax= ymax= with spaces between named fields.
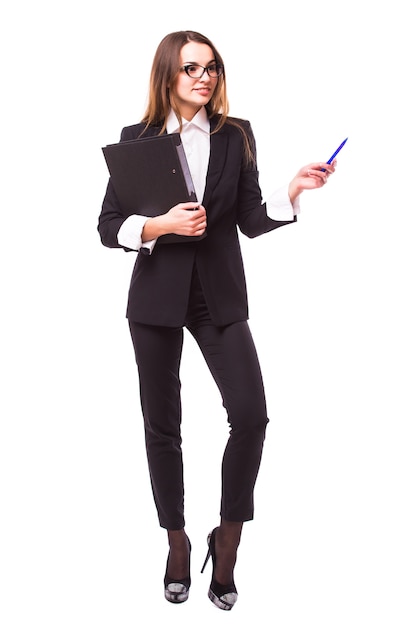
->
xmin=117 ymin=214 xmax=157 ymax=254
xmin=266 ymin=185 xmax=300 ymax=221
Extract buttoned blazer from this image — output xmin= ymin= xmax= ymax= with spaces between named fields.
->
xmin=98 ymin=114 xmax=296 ymax=327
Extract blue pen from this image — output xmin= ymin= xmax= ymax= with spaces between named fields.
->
xmin=321 ymin=137 xmax=348 ymax=171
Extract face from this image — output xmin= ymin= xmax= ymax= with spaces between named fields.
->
xmin=172 ymin=41 xmax=219 ymax=121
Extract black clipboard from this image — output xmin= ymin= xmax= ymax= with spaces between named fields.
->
xmin=102 ymin=133 xmax=205 ymax=244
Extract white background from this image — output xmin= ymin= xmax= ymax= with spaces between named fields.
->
xmin=1 ymin=1 xmax=416 ymax=624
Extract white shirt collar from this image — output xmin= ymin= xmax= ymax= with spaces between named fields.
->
xmin=166 ymin=107 xmax=210 ymax=134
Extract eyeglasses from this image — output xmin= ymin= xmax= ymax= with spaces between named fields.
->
xmin=180 ymin=63 xmax=224 ymax=79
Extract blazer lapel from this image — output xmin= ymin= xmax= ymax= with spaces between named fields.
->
xmin=202 ymin=120 xmax=228 ymax=206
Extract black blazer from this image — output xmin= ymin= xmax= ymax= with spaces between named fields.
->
xmin=98 ymin=114 xmax=296 ymax=327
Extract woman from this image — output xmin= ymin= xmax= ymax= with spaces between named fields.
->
xmin=98 ymin=30 xmax=335 ymax=610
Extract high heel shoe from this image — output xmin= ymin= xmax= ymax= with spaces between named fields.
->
xmin=201 ymin=527 xmax=238 ymax=611
xmin=164 ymin=536 xmax=191 ymax=603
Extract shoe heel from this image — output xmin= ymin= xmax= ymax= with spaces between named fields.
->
xmin=200 ymin=532 xmax=212 ymax=573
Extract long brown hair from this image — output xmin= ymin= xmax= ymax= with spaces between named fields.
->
xmin=141 ymin=30 xmax=254 ymax=164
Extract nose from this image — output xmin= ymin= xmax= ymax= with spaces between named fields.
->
xmin=199 ymin=68 xmax=211 ymax=81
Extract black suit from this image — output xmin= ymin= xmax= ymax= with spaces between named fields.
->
xmin=98 ymin=114 xmax=296 ymax=529
xmin=98 ymin=116 xmax=296 ymax=327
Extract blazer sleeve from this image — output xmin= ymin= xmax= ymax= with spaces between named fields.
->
xmin=97 ymin=126 xmax=141 ymax=250
xmin=235 ymin=122 xmax=296 ymax=238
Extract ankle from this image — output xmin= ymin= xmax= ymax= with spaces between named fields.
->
xmin=166 ymin=529 xmax=190 ymax=579
xmin=213 ymin=522 xmax=243 ymax=585
xmin=167 ymin=529 xmax=188 ymax=549
xmin=217 ymin=521 xmax=242 ymax=546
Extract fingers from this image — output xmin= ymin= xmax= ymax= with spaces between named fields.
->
xmin=171 ymin=203 xmax=206 ymax=236
xmin=192 ymin=207 xmax=206 ymax=235
xmin=177 ymin=202 xmax=203 ymax=211
xmin=306 ymin=167 xmax=328 ymax=185
xmin=306 ymin=161 xmax=336 ymax=185
xmin=307 ymin=162 xmax=335 ymax=175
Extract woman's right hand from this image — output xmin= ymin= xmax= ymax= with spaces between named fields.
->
xmin=142 ymin=203 xmax=206 ymax=242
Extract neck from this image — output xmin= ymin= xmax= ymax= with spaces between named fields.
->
xmin=178 ymin=105 xmax=202 ymax=122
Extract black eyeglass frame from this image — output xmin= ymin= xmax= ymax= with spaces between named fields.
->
xmin=179 ymin=63 xmax=224 ymax=79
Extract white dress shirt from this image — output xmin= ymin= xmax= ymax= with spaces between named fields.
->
xmin=117 ymin=108 xmax=300 ymax=253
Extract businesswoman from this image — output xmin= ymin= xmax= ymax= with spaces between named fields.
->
xmin=98 ymin=30 xmax=335 ymax=610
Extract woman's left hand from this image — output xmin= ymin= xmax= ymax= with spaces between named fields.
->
xmin=288 ymin=160 xmax=337 ymax=204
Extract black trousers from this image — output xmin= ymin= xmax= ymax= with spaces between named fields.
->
xmin=128 ymin=270 xmax=269 ymax=530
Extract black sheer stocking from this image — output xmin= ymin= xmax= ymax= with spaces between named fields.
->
xmin=213 ymin=520 xmax=243 ymax=585
xmin=166 ymin=529 xmax=190 ymax=580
